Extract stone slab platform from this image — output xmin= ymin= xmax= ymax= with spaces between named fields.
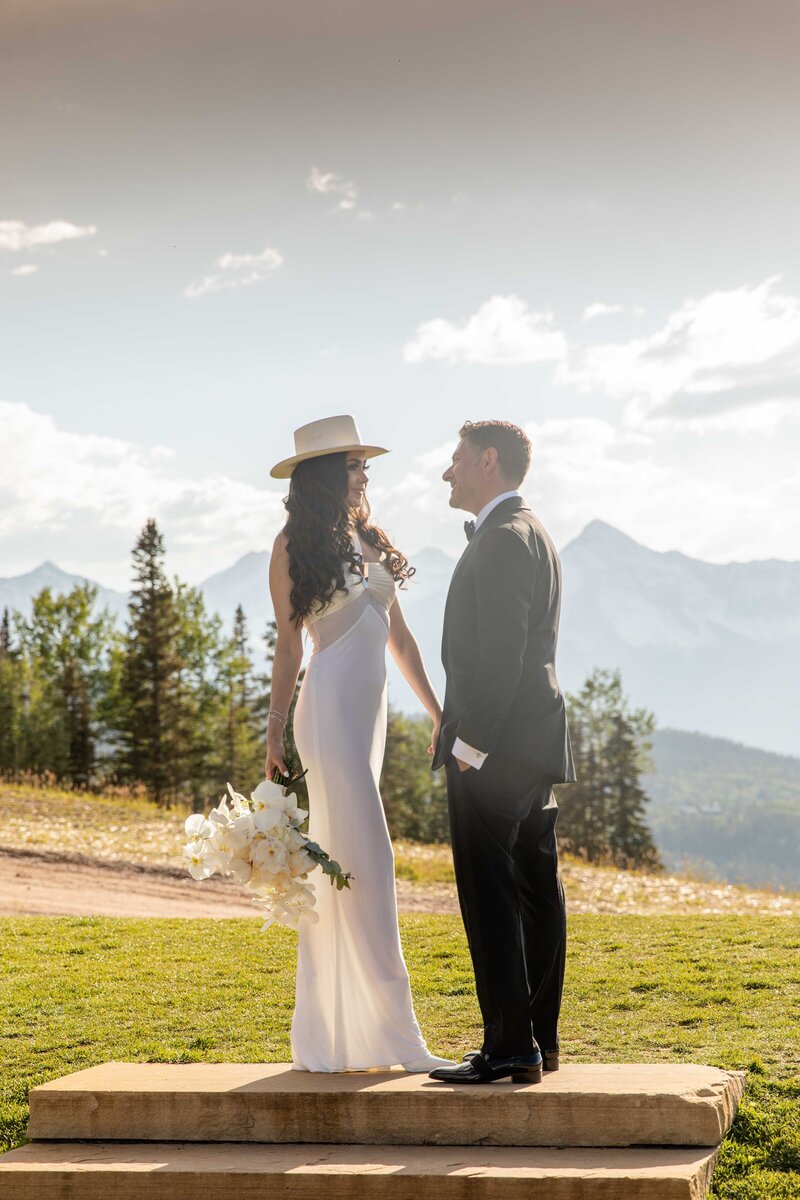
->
xmin=0 ymin=1141 xmax=721 ymax=1199
xmin=27 ymin=1062 xmax=745 ymax=1148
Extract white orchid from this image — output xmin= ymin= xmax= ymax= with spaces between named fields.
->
xmin=283 ymin=826 xmax=308 ymax=851
xmin=287 ymin=881 xmax=317 ymax=912
xmin=230 ymin=811 xmax=256 ymax=843
xmin=249 ymin=866 xmax=288 ymax=894
xmin=279 ymin=884 xmax=319 ymax=929
xmin=206 ymin=827 xmax=251 ymax=883
xmin=252 ymin=778 xmax=307 ymax=824
xmin=252 ymin=806 xmax=284 ymax=835
xmin=252 ymin=837 xmax=288 ymax=874
xmin=183 ymin=839 xmax=215 ymax=881
xmin=183 ymin=775 xmax=351 ymax=930
xmin=184 ymin=813 xmax=212 ymax=841
xmin=251 ymin=778 xmax=286 ymax=810
xmin=226 ymin=782 xmax=251 ymax=815
xmin=208 ymin=803 xmax=233 ymax=828
xmin=227 ymin=855 xmax=253 ymax=885
xmin=258 ymin=888 xmax=318 ymax=932
xmin=288 ymin=847 xmax=315 ymax=877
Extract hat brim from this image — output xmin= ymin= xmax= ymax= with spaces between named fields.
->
xmin=270 ymin=444 xmax=389 ymax=480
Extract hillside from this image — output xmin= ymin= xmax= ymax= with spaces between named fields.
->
xmin=645 ymin=729 xmax=800 ymax=889
xmin=558 ymin=521 xmax=800 ymax=757
xmin=2 ymin=782 xmax=798 ymax=918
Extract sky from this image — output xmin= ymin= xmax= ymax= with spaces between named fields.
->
xmin=2 ymin=0 xmax=800 ymax=589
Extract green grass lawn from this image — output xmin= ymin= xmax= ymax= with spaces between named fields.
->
xmin=1 ymin=914 xmax=798 ymax=1198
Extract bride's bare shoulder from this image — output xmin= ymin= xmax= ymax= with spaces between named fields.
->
xmin=272 ymin=528 xmax=289 ymax=558
xmin=270 ymin=530 xmax=290 ymax=587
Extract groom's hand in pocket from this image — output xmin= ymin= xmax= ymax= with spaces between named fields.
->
xmin=455 ymin=757 xmax=472 ymax=773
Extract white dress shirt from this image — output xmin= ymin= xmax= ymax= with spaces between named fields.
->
xmin=452 ymin=491 xmax=523 ymax=770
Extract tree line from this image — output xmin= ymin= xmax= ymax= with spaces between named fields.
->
xmin=0 ymin=520 xmax=659 ymax=868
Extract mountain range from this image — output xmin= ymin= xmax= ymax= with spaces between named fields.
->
xmin=2 ymin=520 xmax=799 ymax=757
xmin=644 ymin=728 xmax=800 ymax=889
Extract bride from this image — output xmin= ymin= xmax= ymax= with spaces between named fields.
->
xmin=266 ymin=415 xmax=453 ymax=1073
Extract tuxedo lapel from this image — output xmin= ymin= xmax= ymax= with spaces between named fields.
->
xmin=448 ymin=498 xmax=528 ymax=580
xmin=447 ymin=531 xmax=479 ymax=592
xmin=474 ymin=497 xmax=529 ymax=537
xmin=443 ymin=498 xmax=530 ymax=623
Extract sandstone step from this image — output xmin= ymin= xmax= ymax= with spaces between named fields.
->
xmin=0 ymin=1141 xmax=721 ymax=1199
xmin=27 ymin=1062 xmax=744 ymax=1148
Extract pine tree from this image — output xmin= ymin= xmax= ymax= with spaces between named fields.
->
xmin=14 ymin=586 xmax=113 ymax=786
xmin=556 ymin=711 xmax=593 ymax=857
xmin=381 ymin=707 xmax=449 ymax=842
xmin=0 ymin=608 xmax=23 ymax=775
xmin=173 ymin=580 xmax=228 ymax=805
xmin=0 ymin=609 xmax=10 ymax=657
xmin=559 ymin=672 xmax=612 ymax=860
xmin=558 ymin=669 xmax=660 ymax=870
xmin=117 ymin=520 xmax=187 ymax=805
xmin=218 ymin=605 xmax=263 ymax=789
xmin=605 ymin=706 xmax=659 ymax=869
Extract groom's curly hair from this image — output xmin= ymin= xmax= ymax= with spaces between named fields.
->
xmin=460 ymin=420 xmax=531 ymax=486
xmin=283 ymin=452 xmax=414 ymax=625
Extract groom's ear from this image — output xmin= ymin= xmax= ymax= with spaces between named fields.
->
xmin=482 ymin=446 xmax=500 ymax=474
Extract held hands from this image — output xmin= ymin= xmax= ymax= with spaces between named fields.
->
xmin=427 ymin=710 xmax=470 ymax=769
xmin=427 ymin=712 xmax=442 ymax=757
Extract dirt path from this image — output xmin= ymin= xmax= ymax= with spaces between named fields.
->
xmin=0 ymin=847 xmax=458 ymax=918
xmin=2 ymin=845 xmax=799 ymax=919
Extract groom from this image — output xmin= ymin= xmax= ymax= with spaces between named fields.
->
xmin=430 ymin=420 xmax=575 ymax=1085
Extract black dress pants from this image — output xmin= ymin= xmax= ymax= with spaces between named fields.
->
xmin=445 ymin=753 xmax=566 ymax=1058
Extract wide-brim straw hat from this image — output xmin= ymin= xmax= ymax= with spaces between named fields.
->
xmin=270 ymin=415 xmax=389 ymax=479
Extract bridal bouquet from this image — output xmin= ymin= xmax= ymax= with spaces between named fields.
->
xmin=183 ymin=773 xmax=351 ymax=931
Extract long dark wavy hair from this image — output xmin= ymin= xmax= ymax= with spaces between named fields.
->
xmin=283 ymin=452 xmax=415 ymax=625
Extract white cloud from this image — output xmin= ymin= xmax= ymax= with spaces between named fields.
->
xmin=413 ymin=443 xmax=452 ymax=470
xmin=581 ymin=302 xmax=624 ymax=321
xmin=377 ymin=401 xmax=800 ymax=565
xmin=403 ymin=295 xmax=568 ymax=366
xmin=0 ymin=402 xmax=285 ymax=586
xmin=0 ymin=219 xmax=97 ymax=252
xmin=306 ymin=166 xmax=359 ymax=211
xmin=11 ymin=264 xmax=38 ymax=277
xmin=405 ymin=280 xmax=800 ymax=427
xmin=562 ymin=277 xmax=800 ymax=422
xmin=391 ymin=201 xmax=424 ymax=214
xmin=183 ymin=245 xmax=283 ymax=299
xmin=512 ymin=414 xmax=800 ymax=564
xmin=4 ymin=397 xmax=800 ymax=587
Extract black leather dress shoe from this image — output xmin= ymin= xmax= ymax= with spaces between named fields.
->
xmin=429 ymin=1050 xmax=543 ymax=1084
xmin=463 ymin=1048 xmax=560 ymax=1072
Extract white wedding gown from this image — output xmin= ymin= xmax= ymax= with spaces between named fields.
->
xmin=291 ymin=537 xmax=432 ymax=1071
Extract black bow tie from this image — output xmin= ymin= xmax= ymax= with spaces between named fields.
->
xmin=464 ymin=520 xmax=476 ymax=542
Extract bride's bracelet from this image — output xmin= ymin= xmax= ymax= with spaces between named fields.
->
xmin=268 ymin=709 xmax=288 ymax=726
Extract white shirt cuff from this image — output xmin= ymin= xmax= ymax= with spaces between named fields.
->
xmin=452 ymin=737 xmax=488 ymax=770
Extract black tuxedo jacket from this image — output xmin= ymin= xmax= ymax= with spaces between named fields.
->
xmin=433 ymin=497 xmax=576 ymax=784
